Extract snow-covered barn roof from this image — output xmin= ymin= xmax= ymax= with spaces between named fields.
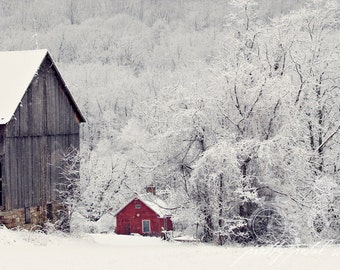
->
xmin=0 ymin=49 xmax=48 ymax=124
xmin=0 ymin=49 xmax=85 ymax=124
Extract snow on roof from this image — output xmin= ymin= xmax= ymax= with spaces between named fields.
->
xmin=115 ymin=194 xmax=172 ymax=217
xmin=139 ymin=194 xmax=172 ymax=217
xmin=0 ymin=49 xmax=48 ymax=124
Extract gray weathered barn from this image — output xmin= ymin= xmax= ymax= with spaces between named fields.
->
xmin=0 ymin=49 xmax=85 ymax=229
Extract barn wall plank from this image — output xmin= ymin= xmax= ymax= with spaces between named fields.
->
xmin=32 ymin=137 xmax=40 ymax=206
xmin=0 ymin=125 xmax=5 ymax=155
xmin=27 ymin=137 xmax=33 ymax=206
xmin=13 ymin=138 xmax=19 ymax=208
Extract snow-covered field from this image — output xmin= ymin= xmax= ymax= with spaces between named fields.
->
xmin=1 ymin=227 xmax=339 ymax=270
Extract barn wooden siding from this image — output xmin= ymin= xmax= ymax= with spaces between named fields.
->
xmin=1 ymin=55 xmax=82 ymax=212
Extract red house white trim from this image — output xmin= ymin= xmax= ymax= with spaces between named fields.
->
xmin=115 ymin=195 xmax=173 ymax=236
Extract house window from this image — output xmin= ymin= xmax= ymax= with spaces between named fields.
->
xmin=142 ymin=220 xmax=150 ymax=233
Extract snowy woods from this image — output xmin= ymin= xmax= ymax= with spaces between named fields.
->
xmin=1 ymin=0 xmax=339 ymax=245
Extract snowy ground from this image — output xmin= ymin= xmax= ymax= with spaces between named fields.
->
xmin=1 ymin=227 xmax=340 ymax=270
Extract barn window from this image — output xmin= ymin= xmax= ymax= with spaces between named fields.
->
xmin=0 ymin=179 xmax=2 ymax=206
xmin=135 ymin=204 xmax=141 ymax=209
xmin=0 ymin=162 xmax=2 ymax=206
xmin=25 ymin=207 xmax=31 ymax=224
xmin=47 ymin=203 xmax=53 ymax=220
xmin=142 ymin=220 xmax=150 ymax=233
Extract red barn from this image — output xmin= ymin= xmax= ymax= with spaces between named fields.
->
xmin=115 ymin=194 xmax=173 ymax=237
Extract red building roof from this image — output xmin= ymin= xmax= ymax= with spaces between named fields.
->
xmin=115 ymin=194 xmax=171 ymax=217
xmin=115 ymin=195 xmax=173 ymax=236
